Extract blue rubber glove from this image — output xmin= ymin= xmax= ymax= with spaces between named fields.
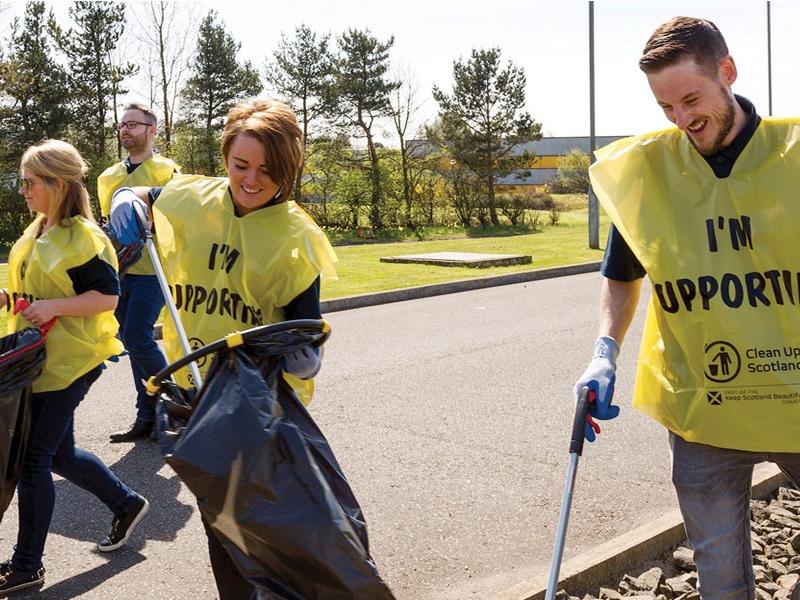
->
xmin=283 ymin=345 xmax=321 ymax=380
xmin=110 ymin=188 xmax=148 ymax=245
xmin=574 ymin=335 xmax=620 ymax=442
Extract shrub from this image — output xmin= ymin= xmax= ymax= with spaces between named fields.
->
xmin=549 ymin=199 xmax=564 ymax=226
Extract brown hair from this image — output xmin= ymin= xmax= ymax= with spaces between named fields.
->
xmin=221 ymin=98 xmax=303 ymax=196
xmin=639 ymin=16 xmax=729 ymax=76
xmin=20 ymin=139 xmax=94 ymax=225
xmin=123 ymin=102 xmax=157 ymax=126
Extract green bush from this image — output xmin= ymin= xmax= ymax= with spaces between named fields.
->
xmin=495 ymin=190 xmax=554 ymax=226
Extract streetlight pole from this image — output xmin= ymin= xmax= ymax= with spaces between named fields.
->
xmin=588 ymin=0 xmax=599 ymax=249
xmin=767 ymin=0 xmax=773 ymax=116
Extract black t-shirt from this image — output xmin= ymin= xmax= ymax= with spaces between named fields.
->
xmin=600 ymin=95 xmax=761 ymax=281
xmin=124 ymin=157 xmax=140 ymax=174
xmin=67 ymin=254 xmax=120 ymax=296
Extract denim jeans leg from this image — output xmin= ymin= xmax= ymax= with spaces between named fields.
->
xmin=117 ymin=275 xmax=167 ymax=423
xmin=670 ymin=432 xmax=758 ymax=600
xmin=12 ymin=368 xmax=101 ymax=572
xmin=51 ymin=372 xmax=139 ymax=518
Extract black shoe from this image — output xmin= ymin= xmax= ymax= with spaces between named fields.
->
xmin=0 ymin=560 xmax=45 ymax=595
xmin=109 ymin=420 xmax=155 ymax=443
xmin=97 ymin=495 xmax=149 ymax=552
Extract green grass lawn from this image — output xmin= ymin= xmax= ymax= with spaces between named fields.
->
xmin=0 ymin=207 xmax=608 ymax=329
xmin=321 ymin=209 xmax=610 ymax=299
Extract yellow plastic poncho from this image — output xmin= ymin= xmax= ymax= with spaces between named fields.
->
xmin=590 ymin=118 xmax=800 ymax=451
xmin=152 ymin=175 xmax=338 ymax=404
xmin=97 ymin=154 xmax=179 ymax=276
xmin=6 ymin=217 xmax=124 ymax=393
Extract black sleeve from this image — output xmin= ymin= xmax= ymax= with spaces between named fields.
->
xmin=600 ymin=225 xmax=646 ymax=281
xmin=66 ymin=255 xmax=120 ymax=296
xmin=283 ymin=277 xmax=322 ymax=320
xmin=148 ymin=186 xmax=163 ymax=205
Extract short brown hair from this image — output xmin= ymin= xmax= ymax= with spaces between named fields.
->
xmin=123 ymin=102 xmax=157 ymax=126
xmin=220 ymin=98 xmax=303 ymax=196
xmin=639 ymin=16 xmax=729 ymax=75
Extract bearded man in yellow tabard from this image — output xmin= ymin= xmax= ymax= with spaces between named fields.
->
xmin=97 ymin=103 xmax=179 ymax=443
xmin=575 ymin=16 xmax=800 ymax=600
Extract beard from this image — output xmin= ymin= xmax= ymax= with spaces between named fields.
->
xmin=121 ymin=133 xmax=149 ymax=156
xmin=687 ymin=89 xmax=737 ymax=156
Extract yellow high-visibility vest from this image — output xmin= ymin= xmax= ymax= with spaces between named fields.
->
xmin=153 ymin=175 xmax=338 ymax=404
xmin=6 ymin=217 xmax=124 ymax=392
xmin=590 ymin=118 xmax=800 ymax=451
xmin=97 ymin=154 xmax=179 ymax=276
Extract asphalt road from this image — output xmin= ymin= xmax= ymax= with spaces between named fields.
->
xmin=0 ymin=272 xmax=676 ymax=600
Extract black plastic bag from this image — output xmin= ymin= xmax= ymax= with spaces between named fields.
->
xmin=0 ymin=326 xmax=47 ymax=523
xmin=155 ymin=322 xmax=395 ymax=600
xmin=101 ymin=221 xmax=143 ymax=278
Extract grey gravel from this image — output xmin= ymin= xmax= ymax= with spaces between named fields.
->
xmin=556 ymin=486 xmax=800 ymax=600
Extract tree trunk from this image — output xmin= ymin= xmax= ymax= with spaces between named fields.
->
xmin=295 ymin=96 xmax=308 ymax=202
xmin=399 ymin=136 xmax=413 ymax=229
xmin=159 ymin=17 xmax=171 ymax=154
xmin=112 ymin=87 xmax=121 ymax=159
xmin=487 ymin=141 xmax=499 ymax=225
xmin=205 ymin=105 xmax=214 ymax=175
xmin=364 ymin=129 xmax=383 ymax=230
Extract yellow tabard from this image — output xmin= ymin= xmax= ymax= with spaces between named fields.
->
xmin=152 ymin=175 xmax=338 ymax=404
xmin=97 ymin=154 xmax=179 ymax=276
xmin=590 ymin=118 xmax=800 ymax=451
xmin=6 ymin=217 xmax=124 ymax=393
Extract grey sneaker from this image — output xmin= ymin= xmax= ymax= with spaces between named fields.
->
xmin=97 ymin=495 xmax=149 ymax=552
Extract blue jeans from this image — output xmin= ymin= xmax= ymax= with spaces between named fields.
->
xmin=12 ymin=366 xmax=140 ymax=572
xmin=116 ymin=274 xmax=167 ymax=423
xmin=670 ymin=432 xmax=800 ymax=600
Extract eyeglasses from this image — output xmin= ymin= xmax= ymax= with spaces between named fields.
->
xmin=18 ymin=176 xmax=34 ymax=191
xmin=118 ymin=121 xmax=154 ymax=131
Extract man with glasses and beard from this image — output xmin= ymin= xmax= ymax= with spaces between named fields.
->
xmin=98 ymin=103 xmax=179 ymax=442
xmin=574 ymin=16 xmax=800 ymax=599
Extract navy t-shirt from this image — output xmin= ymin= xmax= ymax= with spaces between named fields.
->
xmin=600 ymin=95 xmax=760 ymax=281
xmin=68 ymin=255 xmax=120 ymax=296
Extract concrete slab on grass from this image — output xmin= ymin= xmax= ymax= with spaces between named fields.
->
xmin=380 ymin=251 xmax=532 ymax=268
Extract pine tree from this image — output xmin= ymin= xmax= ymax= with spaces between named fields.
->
xmin=0 ymin=1 xmax=70 ymax=150
xmin=0 ymin=1 xmax=71 ymax=245
xmin=181 ymin=10 xmax=262 ymax=175
xmin=332 ymin=29 xmax=398 ymax=230
xmin=432 ymin=47 xmax=541 ymax=225
xmin=265 ymin=24 xmax=335 ymax=201
xmin=56 ymin=1 xmax=137 ymax=159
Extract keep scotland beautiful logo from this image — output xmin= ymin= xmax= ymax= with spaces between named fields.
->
xmin=704 ymin=340 xmax=800 ymax=405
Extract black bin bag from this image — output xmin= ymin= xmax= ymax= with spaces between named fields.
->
xmin=0 ymin=326 xmax=47 ymax=524
xmin=153 ymin=320 xmax=395 ymax=600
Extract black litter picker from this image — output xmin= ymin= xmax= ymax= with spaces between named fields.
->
xmin=545 ymin=386 xmax=595 ymax=600
xmin=0 ymin=299 xmax=53 ymax=524
xmin=146 ymin=321 xmax=396 ymax=600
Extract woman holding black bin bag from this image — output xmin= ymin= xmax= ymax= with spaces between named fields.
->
xmin=0 ymin=140 xmax=149 ymax=595
xmin=108 ymin=99 xmax=394 ymax=599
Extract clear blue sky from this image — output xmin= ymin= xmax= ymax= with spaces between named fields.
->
xmin=6 ymin=1 xmax=798 ymax=143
